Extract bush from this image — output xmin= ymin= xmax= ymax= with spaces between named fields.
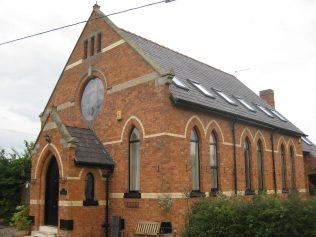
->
xmin=10 ymin=205 xmax=31 ymax=230
xmin=182 ymin=194 xmax=316 ymax=237
xmin=0 ymin=141 xmax=33 ymax=223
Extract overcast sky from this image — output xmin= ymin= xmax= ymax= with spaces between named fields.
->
xmin=0 ymin=0 xmax=315 ymax=152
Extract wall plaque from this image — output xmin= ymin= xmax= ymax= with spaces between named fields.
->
xmin=124 ymin=202 xmax=139 ymax=208
xmin=60 ymin=188 xmax=67 ymax=195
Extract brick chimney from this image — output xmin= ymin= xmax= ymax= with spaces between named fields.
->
xmin=259 ymin=89 xmax=275 ymax=109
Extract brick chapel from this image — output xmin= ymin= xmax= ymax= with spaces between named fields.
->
xmin=29 ymin=4 xmax=316 ymax=237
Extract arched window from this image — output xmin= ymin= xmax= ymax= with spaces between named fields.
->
xmin=244 ymin=138 xmax=252 ymax=192
xmin=210 ymin=131 xmax=218 ymax=193
xmin=190 ymin=128 xmax=200 ymax=191
xmin=290 ymin=146 xmax=296 ymax=189
xmin=257 ymin=141 xmax=264 ymax=191
xmin=129 ymin=128 xmax=140 ymax=192
xmin=281 ymin=145 xmax=287 ymax=191
xmin=85 ymin=173 xmax=94 ymax=201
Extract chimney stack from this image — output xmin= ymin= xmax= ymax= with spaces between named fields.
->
xmin=259 ymin=89 xmax=275 ymax=109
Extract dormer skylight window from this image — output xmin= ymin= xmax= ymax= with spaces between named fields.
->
xmin=271 ymin=110 xmax=287 ymax=122
xmin=172 ymin=77 xmax=188 ymax=90
xmin=302 ymin=137 xmax=312 ymax=146
xmin=213 ymin=89 xmax=237 ymax=105
xmin=189 ymin=80 xmax=215 ymax=98
xmin=236 ymin=97 xmax=256 ymax=112
xmin=256 ymin=104 xmax=274 ymax=118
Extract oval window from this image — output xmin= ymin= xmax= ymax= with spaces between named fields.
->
xmin=80 ymin=78 xmax=104 ymax=121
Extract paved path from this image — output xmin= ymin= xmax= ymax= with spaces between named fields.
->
xmin=0 ymin=225 xmax=16 ymax=237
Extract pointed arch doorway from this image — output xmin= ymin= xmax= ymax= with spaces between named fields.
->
xmin=44 ymin=157 xmax=59 ymax=226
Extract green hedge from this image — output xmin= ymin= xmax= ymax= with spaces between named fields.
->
xmin=0 ymin=141 xmax=33 ymax=223
xmin=182 ymin=194 xmax=316 ymax=237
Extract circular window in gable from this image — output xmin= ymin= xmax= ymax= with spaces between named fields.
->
xmin=80 ymin=78 xmax=104 ymax=121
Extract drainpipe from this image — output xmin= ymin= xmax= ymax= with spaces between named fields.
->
xmin=232 ymin=118 xmax=238 ymax=195
xmin=270 ymin=132 xmax=277 ymax=194
xmin=103 ymin=169 xmax=113 ymax=237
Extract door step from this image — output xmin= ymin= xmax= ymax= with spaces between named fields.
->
xmin=31 ymin=226 xmax=58 ymax=237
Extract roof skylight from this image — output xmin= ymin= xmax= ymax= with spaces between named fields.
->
xmin=256 ymin=104 xmax=274 ymax=118
xmin=302 ymin=137 xmax=312 ymax=146
xmin=172 ymin=77 xmax=188 ymax=90
xmin=213 ymin=89 xmax=237 ymax=105
xmin=189 ymin=80 xmax=215 ymax=98
xmin=271 ymin=110 xmax=287 ymax=122
xmin=236 ymin=97 xmax=256 ymax=112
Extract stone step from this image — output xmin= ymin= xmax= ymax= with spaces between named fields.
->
xmin=39 ymin=226 xmax=57 ymax=233
xmin=31 ymin=226 xmax=58 ymax=237
xmin=31 ymin=231 xmax=57 ymax=237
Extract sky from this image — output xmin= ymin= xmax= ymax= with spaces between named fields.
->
xmin=0 ymin=0 xmax=315 ymax=152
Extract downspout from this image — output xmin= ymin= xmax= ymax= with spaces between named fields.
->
xmin=270 ymin=132 xmax=277 ymax=194
xmin=103 ymin=169 xmax=113 ymax=237
xmin=232 ymin=118 xmax=238 ymax=195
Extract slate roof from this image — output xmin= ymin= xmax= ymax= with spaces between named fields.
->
xmin=121 ymin=30 xmax=305 ymax=136
xmin=302 ymin=138 xmax=316 ymax=157
xmin=66 ymin=126 xmax=114 ymax=168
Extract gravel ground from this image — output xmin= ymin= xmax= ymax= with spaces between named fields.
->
xmin=0 ymin=225 xmax=16 ymax=237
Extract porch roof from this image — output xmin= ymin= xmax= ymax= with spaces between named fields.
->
xmin=66 ymin=126 xmax=114 ymax=168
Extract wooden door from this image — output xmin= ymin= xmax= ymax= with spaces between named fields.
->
xmin=44 ymin=157 xmax=59 ymax=226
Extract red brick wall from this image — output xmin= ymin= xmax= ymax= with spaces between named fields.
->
xmin=304 ymin=153 xmax=316 ymax=175
xmin=304 ymin=153 xmax=316 ymax=194
xmin=30 ymin=8 xmax=308 ymax=237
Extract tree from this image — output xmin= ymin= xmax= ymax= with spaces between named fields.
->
xmin=0 ymin=141 xmax=33 ymax=222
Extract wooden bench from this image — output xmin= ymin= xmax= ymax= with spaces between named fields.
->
xmin=133 ymin=221 xmax=161 ymax=236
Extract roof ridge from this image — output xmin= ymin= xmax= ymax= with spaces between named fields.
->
xmin=120 ymin=28 xmax=237 ymax=79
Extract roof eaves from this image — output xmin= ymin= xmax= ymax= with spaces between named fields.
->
xmin=74 ymin=158 xmax=114 ymax=168
xmin=172 ymin=96 xmax=305 ymax=137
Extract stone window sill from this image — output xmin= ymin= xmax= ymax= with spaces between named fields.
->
xmin=245 ymin=189 xmax=255 ymax=195
xmin=190 ymin=191 xmax=205 ymax=198
xmin=124 ymin=191 xmax=141 ymax=199
xmin=83 ymin=200 xmax=99 ymax=206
